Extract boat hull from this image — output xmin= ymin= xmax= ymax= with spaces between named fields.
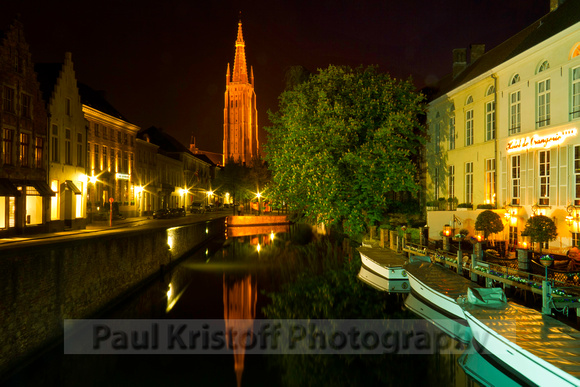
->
xmin=360 ymin=252 xmax=407 ymax=280
xmin=357 ymin=265 xmax=410 ymax=293
xmin=405 ymin=267 xmax=467 ymax=322
xmin=464 ymin=309 xmax=580 ymax=387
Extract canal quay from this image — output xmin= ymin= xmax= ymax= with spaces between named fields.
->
xmin=3 ymin=217 xmax=580 ymax=386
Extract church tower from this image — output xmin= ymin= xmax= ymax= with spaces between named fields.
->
xmin=223 ymin=19 xmax=259 ymax=165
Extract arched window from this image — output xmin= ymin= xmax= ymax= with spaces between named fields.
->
xmin=486 ymin=85 xmax=495 ymax=96
xmin=510 ymin=74 xmax=520 ymax=85
xmin=537 ymin=60 xmax=550 ymax=73
xmin=449 ymin=103 xmax=455 ymax=113
xmin=465 ymin=95 xmax=473 ymax=105
xmin=570 ymin=43 xmax=580 ymax=60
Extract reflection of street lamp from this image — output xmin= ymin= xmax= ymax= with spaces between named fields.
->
xmin=135 ymin=186 xmax=143 ymax=216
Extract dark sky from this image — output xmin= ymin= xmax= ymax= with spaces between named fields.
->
xmin=1 ymin=0 xmax=549 ymax=154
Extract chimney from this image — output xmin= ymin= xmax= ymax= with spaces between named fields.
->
xmin=550 ymin=0 xmax=565 ymax=11
xmin=452 ymin=48 xmax=467 ymax=78
xmin=470 ymin=44 xmax=485 ymax=63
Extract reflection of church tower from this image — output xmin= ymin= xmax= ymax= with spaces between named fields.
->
xmin=223 ymin=19 xmax=259 ymax=166
xmin=223 ymin=274 xmax=257 ymax=387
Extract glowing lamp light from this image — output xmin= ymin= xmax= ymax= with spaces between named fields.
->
xmin=257 ymin=243 xmax=261 ymax=253
xmin=474 ymin=230 xmax=484 ymax=242
xmin=443 ymin=225 xmax=452 ymax=237
xmin=270 ymin=231 xmax=275 ymax=241
xmin=167 ymin=283 xmax=173 ymax=300
xmin=89 ymin=174 xmax=97 ymax=184
xmin=520 ymin=235 xmax=531 ymax=250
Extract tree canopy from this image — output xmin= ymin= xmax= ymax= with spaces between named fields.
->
xmin=475 ymin=210 xmax=504 ymax=238
xmin=264 ymin=65 xmax=426 ymax=237
xmin=522 ymin=215 xmax=558 ymax=252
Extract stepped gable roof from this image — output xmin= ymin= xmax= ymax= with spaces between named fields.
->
xmin=77 ymin=82 xmax=131 ymax=123
xmin=34 ymin=62 xmax=63 ymax=106
xmin=433 ymin=0 xmax=580 ymax=99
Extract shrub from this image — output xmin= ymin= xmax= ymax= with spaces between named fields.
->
xmin=476 ymin=204 xmax=494 ymax=209
xmin=475 ymin=210 xmax=504 ymax=238
xmin=457 ymin=203 xmax=473 ymax=209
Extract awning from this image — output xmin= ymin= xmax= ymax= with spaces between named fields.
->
xmin=29 ymin=180 xmax=56 ymax=196
xmin=64 ymin=180 xmax=81 ymax=194
xmin=0 ymin=178 xmax=21 ymax=197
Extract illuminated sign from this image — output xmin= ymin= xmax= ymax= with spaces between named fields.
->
xmin=115 ymin=173 xmax=130 ymax=180
xmin=506 ymin=128 xmax=577 ymax=153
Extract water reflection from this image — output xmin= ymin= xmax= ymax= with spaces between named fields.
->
xmin=2 ymin=225 xmax=505 ymax=386
xmin=223 ymin=273 xmax=257 ymax=387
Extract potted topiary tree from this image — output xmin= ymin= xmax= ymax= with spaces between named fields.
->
xmin=522 ymin=215 xmax=558 ymax=255
xmin=475 ymin=210 xmax=505 ymax=239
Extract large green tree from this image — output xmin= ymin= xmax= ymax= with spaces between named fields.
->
xmin=522 ymin=215 xmax=558 ymax=254
xmin=265 ymin=65 xmax=426 ymax=237
xmin=475 ymin=210 xmax=504 ymax=239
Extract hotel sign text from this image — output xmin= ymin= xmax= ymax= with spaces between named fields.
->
xmin=506 ymin=128 xmax=577 ymax=153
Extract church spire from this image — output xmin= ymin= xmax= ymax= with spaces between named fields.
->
xmin=232 ymin=20 xmax=248 ymax=83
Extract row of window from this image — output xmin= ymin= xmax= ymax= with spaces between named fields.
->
xmin=2 ymin=128 xmax=44 ymax=167
xmin=3 ymin=86 xmax=32 ymax=118
xmin=51 ymin=125 xmax=83 ymax=166
xmin=89 ymin=122 xmax=134 ymax=146
xmin=89 ymin=144 xmax=134 ymax=174
xmin=433 ymin=65 xmax=580 ymax=149
xmin=510 ymin=146 xmax=580 ymax=206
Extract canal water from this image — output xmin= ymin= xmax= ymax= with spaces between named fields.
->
xmin=5 ymin=224 xmax=491 ymax=387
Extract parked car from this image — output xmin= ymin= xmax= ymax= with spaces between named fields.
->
xmin=153 ymin=208 xmax=170 ymax=219
xmin=170 ymin=207 xmax=186 ymax=217
xmin=189 ymin=202 xmax=205 ymax=214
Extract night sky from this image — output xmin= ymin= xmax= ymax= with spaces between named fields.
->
xmin=1 ymin=0 xmax=549 ymax=155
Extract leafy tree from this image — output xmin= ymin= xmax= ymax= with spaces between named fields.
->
xmin=522 ymin=215 xmax=558 ymax=254
xmin=475 ymin=210 xmax=504 ymax=239
xmin=265 ymin=65 xmax=426 ymax=238
xmin=213 ymin=157 xmax=251 ymax=213
xmin=283 ymin=65 xmax=312 ymax=90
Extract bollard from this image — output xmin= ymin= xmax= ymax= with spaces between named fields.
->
xmin=389 ymin=231 xmax=397 ymax=251
xmin=379 ymin=229 xmax=386 ymax=248
xmin=470 ymin=253 xmax=478 ymax=281
xmin=442 ymin=236 xmax=450 ymax=252
xmin=517 ymin=249 xmax=530 ymax=271
xmin=457 ymin=250 xmax=463 ymax=275
xmin=542 ymin=280 xmax=552 ymax=315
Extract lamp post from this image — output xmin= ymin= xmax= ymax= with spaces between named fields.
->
xmin=517 ymin=235 xmax=531 ymax=271
xmin=474 ymin=230 xmax=484 ymax=260
xmin=442 ymin=224 xmax=452 ymax=252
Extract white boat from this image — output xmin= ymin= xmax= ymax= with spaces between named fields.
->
xmin=463 ymin=300 xmax=580 ymax=386
xmin=357 ymin=265 xmax=410 ymax=293
xmin=404 ymin=293 xmax=471 ymax=344
xmin=358 ymin=246 xmax=408 ymax=280
xmin=404 ymin=257 xmax=476 ymax=322
xmin=458 ymin=346 xmax=521 ymax=387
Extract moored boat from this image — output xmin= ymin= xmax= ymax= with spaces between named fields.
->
xmin=462 ymin=295 xmax=580 ymax=386
xmin=404 ymin=293 xmax=471 ymax=344
xmin=358 ymin=246 xmax=408 ymax=280
xmin=458 ymin=347 xmax=521 ymax=387
xmin=357 ymin=265 xmax=410 ymax=293
xmin=404 ymin=257 xmax=479 ymax=323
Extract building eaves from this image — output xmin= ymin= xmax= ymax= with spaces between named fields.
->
xmin=432 ymin=0 xmax=580 ymax=99
xmin=77 ymin=82 xmax=132 ymax=123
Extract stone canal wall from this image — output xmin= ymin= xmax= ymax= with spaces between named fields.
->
xmin=0 ymin=218 xmax=225 ymax=379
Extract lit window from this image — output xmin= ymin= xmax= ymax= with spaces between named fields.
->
xmin=510 ymin=74 xmax=520 ymax=85
xmin=509 ymin=91 xmax=521 ymax=135
xmin=448 ymin=165 xmax=455 ymax=202
xmin=511 ymin=155 xmax=521 ymax=205
xmin=486 ymin=101 xmax=495 ymax=141
xmin=537 ymin=79 xmax=551 ymax=127
xmin=485 ymin=159 xmax=495 ymax=205
xmin=539 ymin=150 xmax=550 ymax=205
xmin=465 ymin=109 xmax=473 ymax=146
xmin=538 ymin=60 xmax=550 ymax=73
xmin=465 ymin=162 xmax=473 ymax=204
xmin=571 ymin=67 xmax=580 ymax=119
xmin=575 ymin=145 xmax=580 ymax=205
xmin=20 ymin=133 xmax=29 ymax=167
xmin=448 ymin=104 xmax=455 ymax=150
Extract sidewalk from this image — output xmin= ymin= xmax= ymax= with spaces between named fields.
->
xmin=0 ymin=210 xmax=232 ymax=248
